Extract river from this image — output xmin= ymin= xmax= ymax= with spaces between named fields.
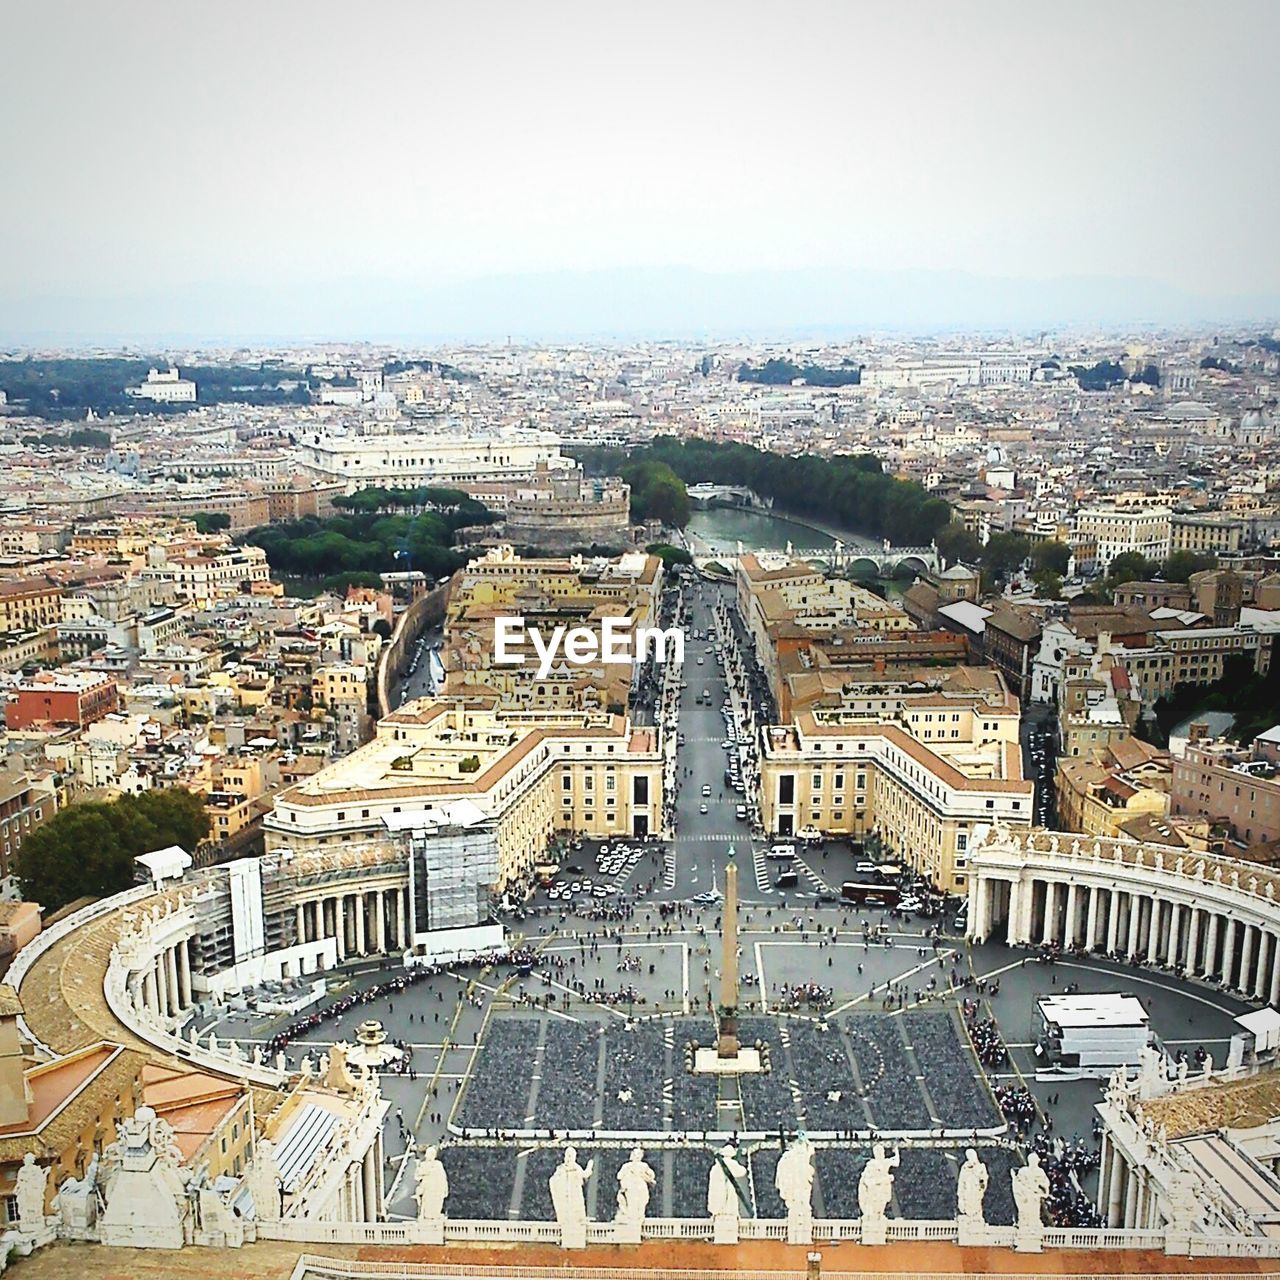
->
xmin=684 ymin=505 xmax=906 ymax=599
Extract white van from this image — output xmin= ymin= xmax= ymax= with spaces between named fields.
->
xmin=768 ymin=843 xmax=796 ymax=861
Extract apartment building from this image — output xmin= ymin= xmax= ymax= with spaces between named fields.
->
xmin=1171 ymin=737 xmax=1280 ymax=851
xmin=1055 ymin=738 xmax=1172 ymax=838
xmin=0 ymin=580 xmax=62 ymax=633
xmin=141 ymin=544 xmax=272 ymax=607
xmin=758 ymin=681 xmax=1032 ymax=892
xmin=4 ymin=670 xmax=120 ymax=732
xmin=0 ymin=766 xmax=55 ymax=894
xmin=264 ymin=699 xmax=664 ymax=890
xmin=1074 ymin=505 xmax=1172 ymax=572
xmin=443 ymin=547 xmax=663 ymax=713
xmin=1169 ymin=513 xmax=1244 ymax=557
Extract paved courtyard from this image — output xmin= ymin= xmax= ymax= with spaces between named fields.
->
xmin=200 ymin=578 xmax=1251 ymax=1231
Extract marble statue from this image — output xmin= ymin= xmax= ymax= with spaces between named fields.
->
xmin=198 ymin=1186 xmax=244 ymax=1247
xmin=1105 ymin=1066 xmax=1127 ymax=1104
xmin=1202 ymin=1049 xmax=1214 ymax=1076
xmin=15 ymin=1153 xmax=48 ymax=1234
xmin=245 ymin=1138 xmax=282 ymax=1223
xmin=615 ymin=1147 xmax=654 ymax=1224
xmin=956 ymin=1147 xmax=989 ymax=1224
xmin=857 ymin=1142 xmax=899 ymax=1244
xmin=776 ymin=1135 xmax=814 ymax=1244
xmin=1011 ymin=1153 xmax=1050 ymax=1249
xmin=707 ymin=1143 xmax=747 ymax=1244
xmin=56 ymin=1156 xmax=99 ymax=1237
xmin=275 ymin=1051 xmax=287 ymax=1073
xmin=550 ymin=1145 xmax=593 ymax=1248
xmin=324 ymin=1042 xmax=361 ymax=1095
xmin=414 ymin=1145 xmax=449 ymax=1223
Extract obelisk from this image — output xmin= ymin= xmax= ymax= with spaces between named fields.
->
xmin=718 ymin=844 xmax=739 ymax=1058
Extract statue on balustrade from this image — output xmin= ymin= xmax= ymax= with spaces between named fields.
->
xmin=550 ymin=1145 xmax=593 ymax=1249
xmin=245 ymin=1137 xmax=283 ymax=1223
xmin=15 ymin=1154 xmax=48 ymax=1235
xmin=857 ymin=1142 xmax=899 ymax=1243
xmin=776 ymin=1134 xmax=814 ymax=1242
xmin=614 ymin=1147 xmax=655 ymax=1231
xmin=956 ymin=1147 xmax=989 ymax=1228
xmin=1011 ymin=1153 xmax=1049 ymax=1249
xmin=414 ymin=1145 xmax=449 ymax=1222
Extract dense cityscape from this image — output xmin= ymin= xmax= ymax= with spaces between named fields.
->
xmin=3 ymin=1 xmax=1279 ymax=1277
xmin=0 ymin=332 xmax=1276 ymax=1271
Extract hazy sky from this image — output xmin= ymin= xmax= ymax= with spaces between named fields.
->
xmin=3 ymin=0 xmax=1278 ymax=337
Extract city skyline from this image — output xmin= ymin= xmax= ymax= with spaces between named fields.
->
xmin=3 ymin=0 xmax=1279 ymax=341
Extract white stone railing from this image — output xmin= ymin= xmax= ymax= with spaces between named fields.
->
xmin=997 ymin=827 xmax=1280 ymax=913
xmin=258 ymin=1216 xmax=1262 ymax=1253
xmin=102 ymin=914 xmax=291 ymax=1089
xmin=7 ymin=882 xmax=161 ymax=1054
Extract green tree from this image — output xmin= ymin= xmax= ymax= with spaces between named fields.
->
xmin=1105 ymin=551 xmax=1158 ymax=589
xmin=1030 ymin=568 xmax=1063 ymax=599
xmin=16 ymin=788 xmax=210 ymax=912
xmin=1031 ymin=540 xmax=1071 ymax=576
xmin=646 ymin=542 xmax=693 ymax=569
xmin=982 ymin=533 xmax=1031 ymax=580
xmin=935 ymin=522 xmax=981 ymax=564
xmin=1162 ymin=550 xmax=1216 ymax=583
xmin=193 ymin=511 xmax=232 ymax=534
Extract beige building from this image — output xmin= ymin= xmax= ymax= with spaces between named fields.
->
xmin=759 ymin=683 xmax=1032 ymax=892
xmin=265 ymin=698 xmax=664 ymax=888
xmin=443 ymin=547 xmax=663 ymax=714
xmin=1169 ymin=513 xmax=1244 ymax=557
xmin=1055 ymin=739 xmax=1172 ymax=838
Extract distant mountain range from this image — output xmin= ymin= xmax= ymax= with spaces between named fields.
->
xmin=5 ymin=266 xmax=1279 ymax=346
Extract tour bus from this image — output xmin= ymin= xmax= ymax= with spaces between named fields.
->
xmin=842 ymin=881 xmax=901 ymax=907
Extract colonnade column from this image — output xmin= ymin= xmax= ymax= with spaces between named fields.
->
xmin=1065 ymin=883 xmax=1080 ymax=948
xmin=1205 ymin=912 xmax=1220 ymax=978
xmin=1041 ymin=882 xmax=1057 ymax=946
xmin=1126 ymin=894 xmax=1142 ymax=959
xmin=296 ymin=903 xmax=306 ymax=945
xmin=1145 ymin=898 xmax=1161 ymax=963
xmin=335 ymin=894 xmax=347 ymax=961
xmin=1253 ymin=931 xmax=1271 ymax=1001
xmin=1106 ymin=890 xmax=1120 ymax=953
xmin=1222 ymin=918 xmax=1238 ymax=987
xmin=355 ymin=893 xmax=366 ymax=955
xmin=374 ymin=891 xmax=386 ymax=954
xmin=165 ymin=947 xmax=181 ymax=1015
xmin=394 ymin=888 xmax=405 ymax=950
xmin=1165 ymin=902 xmax=1182 ymax=968
xmin=1186 ymin=907 xmax=1201 ymax=976
xmin=362 ymin=1148 xmax=378 ymax=1221
xmin=1241 ymin=926 xmax=1257 ymax=995
xmin=1085 ymin=885 xmax=1100 ymax=950
xmin=178 ymin=939 xmax=192 ymax=1006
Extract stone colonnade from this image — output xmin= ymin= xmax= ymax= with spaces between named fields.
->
xmin=294 ymin=885 xmax=410 ymax=963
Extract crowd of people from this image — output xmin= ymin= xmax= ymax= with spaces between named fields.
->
xmin=263 ymin=947 xmax=535 ymax=1054
xmin=966 ymin=1013 xmax=1009 ymax=1068
xmin=1030 ymin=1131 xmax=1104 ymax=1228
xmin=776 ymin=980 xmax=834 ymax=1010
